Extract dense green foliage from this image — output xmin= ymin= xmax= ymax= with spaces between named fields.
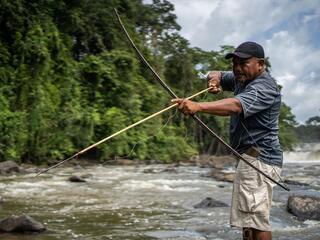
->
xmin=294 ymin=116 xmax=320 ymax=143
xmin=278 ymin=103 xmax=298 ymax=150
xmin=0 ymin=0 xmax=300 ymax=163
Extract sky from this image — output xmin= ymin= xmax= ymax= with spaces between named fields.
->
xmin=146 ymin=0 xmax=320 ymax=123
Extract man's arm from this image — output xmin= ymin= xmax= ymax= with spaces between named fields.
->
xmin=171 ymin=98 xmax=242 ymax=116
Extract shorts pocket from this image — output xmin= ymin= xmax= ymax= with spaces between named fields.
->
xmin=238 ymin=183 xmax=268 ymax=214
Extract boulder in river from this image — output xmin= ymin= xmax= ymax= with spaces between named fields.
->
xmin=287 ymin=194 xmax=320 ymax=221
xmin=0 ymin=214 xmax=46 ymax=233
xmin=284 ymin=179 xmax=310 ymax=186
xmin=193 ymin=155 xmax=235 ymax=169
xmin=161 ymin=166 xmax=178 ymax=173
xmin=204 ymin=169 xmax=235 ymax=183
xmin=0 ymin=161 xmax=21 ymax=174
xmin=194 ymin=197 xmax=229 ymax=208
xmin=69 ymin=175 xmax=86 ymax=182
xmin=113 ymin=159 xmax=135 ymax=165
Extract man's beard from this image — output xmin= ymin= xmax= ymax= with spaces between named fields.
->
xmin=235 ymin=74 xmax=247 ymax=82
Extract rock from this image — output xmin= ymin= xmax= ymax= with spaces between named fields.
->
xmin=69 ymin=175 xmax=86 ymax=182
xmin=161 ymin=167 xmax=178 ymax=173
xmin=284 ymin=179 xmax=310 ymax=186
xmin=204 ymin=169 xmax=235 ymax=183
xmin=287 ymin=195 xmax=320 ymax=221
xmin=194 ymin=197 xmax=229 ymax=208
xmin=113 ymin=159 xmax=135 ymax=165
xmin=19 ymin=164 xmax=39 ymax=174
xmin=0 ymin=214 xmax=46 ymax=233
xmin=142 ymin=167 xmax=178 ymax=174
xmin=208 ymin=155 xmax=235 ymax=169
xmin=0 ymin=161 xmax=21 ymax=174
xmin=194 ymin=155 xmax=236 ymax=169
xmin=143 ymin=168 xmax=158 ymax=174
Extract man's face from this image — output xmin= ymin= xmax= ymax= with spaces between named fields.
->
xmin=232 ymin=57 xmax=264 ymax=82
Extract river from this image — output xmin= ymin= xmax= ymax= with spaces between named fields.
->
xmin=0 ymin=144 xmax=320 ymax=240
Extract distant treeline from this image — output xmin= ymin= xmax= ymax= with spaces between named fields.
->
xmin=294 ymin=116 xmax=320 ymax=143
xmin=0 ymin=0 xmax=300 ymax=164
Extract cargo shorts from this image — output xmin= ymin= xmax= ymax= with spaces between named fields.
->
xmin=230 ymin=154 xmax=281 ymax=231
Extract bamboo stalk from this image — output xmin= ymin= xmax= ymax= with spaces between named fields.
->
xmin=35 ymin=87 xmax=212 ymax=176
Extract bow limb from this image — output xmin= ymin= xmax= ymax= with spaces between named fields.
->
xmin=114 ymin=9 xmax=289 ymax=191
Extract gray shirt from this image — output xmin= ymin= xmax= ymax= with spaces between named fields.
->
xmin=221 ymin=71 xmax=283 ymax=167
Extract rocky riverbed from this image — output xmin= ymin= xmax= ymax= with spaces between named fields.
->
xmin=0 ymin=156 xmax=319 ymax=239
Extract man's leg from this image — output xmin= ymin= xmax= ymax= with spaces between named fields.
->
xmin=243 ymin=228 xmax=272 ymax=240
xmin=243 ymin=228 xmax=253 ymax=240
xmin=252 ymin=228 xmax=272 ymax=240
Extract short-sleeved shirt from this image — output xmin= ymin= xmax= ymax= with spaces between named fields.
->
xmin=221 ymin=71 xmax=283 ymax=167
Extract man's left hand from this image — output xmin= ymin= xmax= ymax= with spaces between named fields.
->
xmin=171 ymin=99 xmax=201 ymax=115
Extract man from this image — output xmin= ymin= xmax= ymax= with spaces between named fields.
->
xmin=172 ymin=41 xmax=282 ymax=240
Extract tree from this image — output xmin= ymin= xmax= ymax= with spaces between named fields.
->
xmin=306 ymin=116 xmax=320 ymax=126
xmin=294 ymin=116 xmax=320 ymax=143
xmin=278 ymin=103 xmax=299 ymax=150
xmin=0 ymin=0 xmax=301 ymax=163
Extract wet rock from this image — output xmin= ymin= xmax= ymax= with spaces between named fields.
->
xmin=194 ymin=197 xmax=229 ymax=208
xmin=287 ymin=195 xmax=320 ymax=221
xmin=0 ymin=161 xmax=21 ymax=174
xmin=69 ymin=175 xmax=86 ymax=182
xmin=19 ymin=164 xmax=39 ymax=174
xmin=161 ymin=167 xmax=178 ymax=173
xmin=284 ymin=179 xmax=310 ymax=186
xmin=204 ymin=169 xmax=235 ymax=183
xmin=113 ymin=159 xmax=135 ymax=165
xmin=143 ymin=168 xmax=158 ymax=174
xmin=194 ymin=155 xmax=235 ymax=169
xmin=0 ymin=214 xmax=46 ymax=233
xmin=207 ymin=155 xmax=235 ymax=169
xmin=142 ymin=167 xmax=178 ymax=174
xmin=146 ymin=159 xmax=162 ymax=164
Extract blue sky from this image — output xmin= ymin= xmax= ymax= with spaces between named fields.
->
xmin=146 ymin=0 xmax=320 ymax=123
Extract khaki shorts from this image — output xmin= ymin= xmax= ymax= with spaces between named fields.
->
xmin=230 ymin=154 xmax=281 ymax=231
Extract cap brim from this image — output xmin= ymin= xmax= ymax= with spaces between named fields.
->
xmin=225 ymin=52 xmax=252 ymax=59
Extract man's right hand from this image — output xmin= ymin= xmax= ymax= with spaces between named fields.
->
xmin=207 ymin=71 xmax=222 ymax=94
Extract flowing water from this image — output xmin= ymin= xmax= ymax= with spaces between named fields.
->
xmin=0 ymin=144 xmax=320 ymax=240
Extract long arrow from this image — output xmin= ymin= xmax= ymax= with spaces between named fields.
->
xmin=114 ymin=9 xmax=289 ymax=191
xmin=35 ymin=87 xmax=212 ymax=176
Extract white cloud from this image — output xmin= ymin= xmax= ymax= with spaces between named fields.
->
xmin=265 ymin=30 xmax=320 ymax=122
xmin=168 ymin=0 xmax=320 ymax=122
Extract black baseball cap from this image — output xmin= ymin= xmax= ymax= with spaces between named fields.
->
xmin=225 ymin=41 xmax=265 ymax=59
